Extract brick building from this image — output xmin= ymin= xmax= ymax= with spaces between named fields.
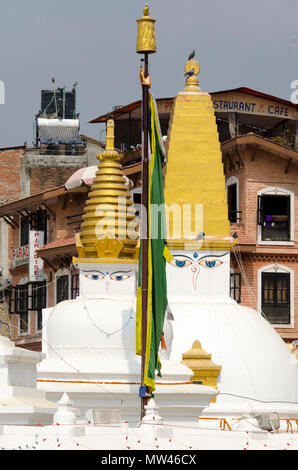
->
xmin=223 ymin=133 xmax=298 ymax=343
xmin=0 ymin=159 xmax=137 ymax=350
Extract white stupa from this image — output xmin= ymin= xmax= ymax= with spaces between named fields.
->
xmin=163 ymin=54 xmax=298 ymax=419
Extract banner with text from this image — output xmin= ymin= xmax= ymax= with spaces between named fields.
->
xmin=29 ymin=231 xmax=44 ymax=282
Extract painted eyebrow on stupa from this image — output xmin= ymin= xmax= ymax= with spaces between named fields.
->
xmin=173 ymin=254 xmax=193 ymax=260
xmin=82 ymin=269 xmax=106 ymax=275
xmin=110 ymin=270 xmax=133 ymax=275
xmin=198 ymin=253 xmax=229 ymax=261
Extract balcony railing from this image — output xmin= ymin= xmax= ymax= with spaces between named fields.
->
xmin=228 ymin=210 xmax=242 ymax=224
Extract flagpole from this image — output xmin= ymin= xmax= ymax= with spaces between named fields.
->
xmin=136 ymin=3 xmax=157 ymax=419
xmin=136 ymin=3 xmax=156 ymax=418
xmin=141 ymin=52 xmax=149 ymax=418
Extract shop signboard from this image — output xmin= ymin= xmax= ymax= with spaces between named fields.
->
xmin=29 ymin=231 xmax=44 ymax=282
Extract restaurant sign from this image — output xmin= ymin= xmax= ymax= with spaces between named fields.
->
xmin=29 ymin=231 xmax=44 ymax=282
xmin=211 ymin=93 xmax=297 ymax=119
xmin=11 ymin=245 xmax=29 ymax=267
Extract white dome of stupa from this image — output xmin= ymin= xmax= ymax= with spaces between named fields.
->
xmin=169 ymin=299 xmax=298 ymax=414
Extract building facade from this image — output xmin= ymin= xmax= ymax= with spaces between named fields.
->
xmin=223 ymin=134 xmax=298 ymax=343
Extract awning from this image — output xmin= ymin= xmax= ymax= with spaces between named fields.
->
xmin=37 ymin=236 xmax=76 ymax=259
xmin=65 ymin=166 xmax=134 ymax=191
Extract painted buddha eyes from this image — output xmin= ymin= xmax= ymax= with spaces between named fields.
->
xmin=84 ymin=273 xmax=105 ymax=281
xmin=83 ymin=271 xmax=131 ymax=282
xmin=110 ymin=274 xmax=131 ymax=282
xmin=170 ymin=257 xmax=193 ymax=268
xmin=198 ymin=259 xmax=222 ymax=268
xmin=170 ymin=255 xmax=223 ymax=269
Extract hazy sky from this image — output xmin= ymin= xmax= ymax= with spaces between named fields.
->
xmin=0 ymin=0 xmax=297 ymax=147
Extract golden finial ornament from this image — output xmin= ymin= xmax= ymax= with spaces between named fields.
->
xmin=181 ymin=340 xmax=221 ymax=401
xmin=184 ymin=50 xmax=200 ymax=90
xmin=73 ymin=117 xmax=139 ymax=264
xmin=136 ymin=3 xmax=156 ymax=54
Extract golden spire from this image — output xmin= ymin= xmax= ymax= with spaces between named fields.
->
xmin=164 ymin=52 xmax=236 ymax=251
xmin=73 ymin=118 xmax=139 ymax=264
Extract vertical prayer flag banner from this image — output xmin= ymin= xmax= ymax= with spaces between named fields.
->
xmin=136 ymin=92 xmax=173 ymax=392
xmin=29 ymin=231 xmax=44 ymax=282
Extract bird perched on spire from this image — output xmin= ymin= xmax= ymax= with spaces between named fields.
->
xmin=188 ymin=50 xmax=195 ymax=60
xmin=185 ymin=68 xmax=195 ymax=77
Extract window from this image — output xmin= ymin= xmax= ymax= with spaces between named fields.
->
xmin=15 ymin=285 xmax=29 ymax=334
xmin=71 ymin=273 xmax=80 ymax=299
xmin=230 ymin=272 xmax=241 ymax=303
xmin=30 ymin=210 xmax=48 ymax=244
xmin=56 ymin=275 xmax=69 ymax=303
xmin=226 ymin=177 xmax=241 ymax=223
xmin=228 ymin=184 xmax=237 ymax=223
xmin=261 ymin=272 xmax=290 ymax=324
xmin=20 ymin=211 xmax=48 ymax=248
xmin=9 ymin=282 xmax=47 ymax=333
xmin=20 ymin=217 xmax=29 ymax=246
xmin=15 ymin=285 xmax=28 ymax=314
xmin=258 ymin=194 xmax=290 ymax=241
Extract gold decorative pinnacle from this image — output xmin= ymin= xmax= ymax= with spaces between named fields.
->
xmin=184 ymin=57 xmax=200 ymax=90
xmin=99 ymin=118 xmax=122 ymax=162
xmin=136 ymin=3 xmax=156 ymax=54
xmin=143 ymin=3 xmax=149 ymax=16
xmin=181 ymin=340 xmax=221 ymax=400
xmin=74 ymin=118 xmax=139 ymax=263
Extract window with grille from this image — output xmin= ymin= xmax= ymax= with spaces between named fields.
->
xmin=56 ymin=275 xmax=69 ymax=303
xmin=261 ymin=272 xmax=290 ymax=324
xmin=8 ymin=282 xmax=47 ymax=333
xmin=230 ymin=272 xmax=241 ymax=303
xmin=15 ymin=285 xmax=28 ymax=314
xmin=258 ymin=195 xmax=290 ymax=242
xmin=15 ymin=285 xmax=29 ymax=334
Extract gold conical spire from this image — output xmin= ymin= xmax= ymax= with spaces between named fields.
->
xmin=164 ymin=53 xmax=235 ymax=251
xmin=73 ymin=118 xmax=139 ymax=264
